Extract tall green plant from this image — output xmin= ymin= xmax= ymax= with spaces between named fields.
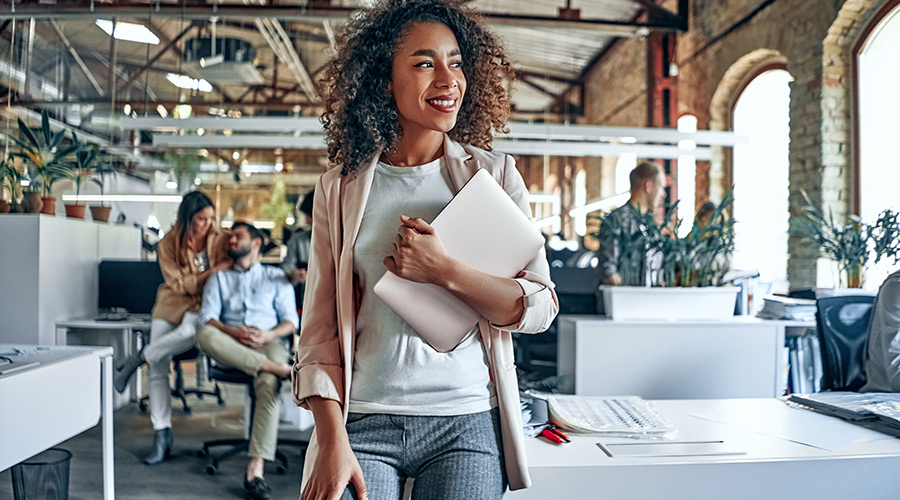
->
xmin=56 ymin=146 xmax=103 ymax=204
xmin=791 ymin=191 xmax=900 ymax=286
xmin=590 ymin=189 xmax=735 ymax=288
xmin=9 ymin=110 xmax=82 ymax=197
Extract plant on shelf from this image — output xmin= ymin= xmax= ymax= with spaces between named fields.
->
xmin=0 ymin=158 xmax=23 ymax=213
xmin=90 ymin=157 xmax=117 ymax=222
xmin=9 ymin=110 xmax=83 ymax=215
xmin=791 ymin=191 xmax=900 ymax=288
xmin=56 ymin=145 xmax=103 ymax=220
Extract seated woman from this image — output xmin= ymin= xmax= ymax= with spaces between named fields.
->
xmin=114 ymin=191 xmax=231 ymax=465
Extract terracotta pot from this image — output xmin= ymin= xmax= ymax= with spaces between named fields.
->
xmin=40 ymin=196 xmax=56 ymax=215
xmin=21 ymin=192 xmax=43 ymax=213
xmin=0 ymin=200 xmax=9 ymax=213
xmin=65 ymin=203 xmax=86 ymax=219
xmin=90 ymin=205 xmax=112 ymax=222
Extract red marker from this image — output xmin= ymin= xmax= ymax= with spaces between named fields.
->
xmin=540 ymin=427 xmax=563 ymax=444
xmin=549 ymin=426 xmax=570 ymax=443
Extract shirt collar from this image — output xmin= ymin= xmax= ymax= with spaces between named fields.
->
xmin=233 ymin=261 xmax=262 ymax=273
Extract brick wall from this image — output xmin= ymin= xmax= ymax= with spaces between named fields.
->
xmin=578 ymin=0 xmax=892 ymax=289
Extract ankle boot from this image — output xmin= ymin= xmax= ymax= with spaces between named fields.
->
xmin=144 ymin=428 xmax=173 ymax=465
xmin=114 ymin=349 xmax=145 ymax=394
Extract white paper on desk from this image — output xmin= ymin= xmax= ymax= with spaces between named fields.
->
xmin=690 ymin=399 xmax=894 ymax=451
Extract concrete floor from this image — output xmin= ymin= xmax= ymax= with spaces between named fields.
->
xmin=0 ymin=364 xmax=310 ymax=500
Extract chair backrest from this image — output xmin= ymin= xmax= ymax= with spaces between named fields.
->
xmin=816 ymin=295 xmax=876 ymax=392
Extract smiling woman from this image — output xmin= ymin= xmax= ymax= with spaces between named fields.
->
xmin=296 ymin=1 xmax=559 ymax=500
xmin=319 ymin=0 xmax=514 ymax=176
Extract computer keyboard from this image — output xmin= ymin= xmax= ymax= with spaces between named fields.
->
xmin=547 ymin=395 xmax=675 ymax=437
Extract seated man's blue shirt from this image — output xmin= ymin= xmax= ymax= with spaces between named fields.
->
xmin=199 ymin=262 xmax=299 ymax=331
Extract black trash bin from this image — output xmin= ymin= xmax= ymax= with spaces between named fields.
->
xmin=10 ymin=448 xmax=72 ymax=500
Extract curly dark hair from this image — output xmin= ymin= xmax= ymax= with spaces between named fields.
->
xmin=320 ymin=0 xmax=514 ymax=176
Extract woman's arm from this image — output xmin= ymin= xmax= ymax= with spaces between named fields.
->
xmin=301 ymin=397 xmax=367 ymax=500
xmin=384 ymin=215 xmax=524 ymax=326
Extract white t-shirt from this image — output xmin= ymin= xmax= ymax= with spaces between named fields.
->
xmin=348 ymin=158 xmax=496 ymax=415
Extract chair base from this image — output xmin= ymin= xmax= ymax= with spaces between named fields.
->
xmin=139 ymin=384 xmax=224 ymax=414
xmin=199 ymin=438 xmax=308 ymax=476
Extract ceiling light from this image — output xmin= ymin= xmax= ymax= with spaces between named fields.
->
xmin=165 ymin=73 xmax=213 ymax=93
xmin=197 ymin=128 xmax=205 ymax=136
xmin=193 ymin=176 xmax=202 ymax=186
xmin=275 ymin=162 xmax=284 ymax=172
xmin=123 ymin=104 xmax=132 ymax=115
xmin=95 ymin=20 xmax=160 ymax=45
xmin=166 ymin=171 xmax=178 ymax=190
xmin=232 ymin=151 xmax=240 ymax=160
xmin=200 ymin=54 xmax=225 ymax=67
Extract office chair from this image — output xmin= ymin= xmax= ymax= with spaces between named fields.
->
xmin=197 ymin=358 xmax=308 ymax=476
xmin=815 ymin=295 xmax=876 ymax=392
xmin=138 ymin=347 xmax=224 ymax=414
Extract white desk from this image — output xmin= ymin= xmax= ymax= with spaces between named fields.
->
xmin=509 ymin=398 xmax=900 ymax=500
xmin=0 ymin=345 xmax=115 ymax=500
xmin=558 ymin=316 xmax=814 ymax=399
xmin=56 ymin=316 xmax=152 ymax=409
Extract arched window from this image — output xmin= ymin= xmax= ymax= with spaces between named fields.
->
xmin=731 ymin=68 xmax=792 ymax=293
xmin=857 ymin=3 xmax=900 ymax=289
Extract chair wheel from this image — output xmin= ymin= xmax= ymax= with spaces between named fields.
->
xmin=218 ymin=400 xmax=226 ymax=407
xmin=197 ymin=449 xmax=207 ymax=458
xmin=138 ymin=402 xmax=147 ymax=413
xmin=206 ymin=464 xmax=217 ymax=475
xmin=276 ymin=464 xmax=286 ymax=475
xmin=197 ymin=394 xmax=204 ymax=400
xmin=183 ymin=407 xmax=192 ymax=415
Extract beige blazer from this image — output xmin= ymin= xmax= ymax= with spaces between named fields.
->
xmin=292 ymin=136 xmax=559 ymax=491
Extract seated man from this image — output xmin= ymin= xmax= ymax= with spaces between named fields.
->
xmin=195 ymin=221 xmax=298 ymax=500
xmin=861 ymin=269 xmax=900 ymax=393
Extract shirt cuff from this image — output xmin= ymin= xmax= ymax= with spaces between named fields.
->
xmin=489 ymin=278 xmax=550 ymax=332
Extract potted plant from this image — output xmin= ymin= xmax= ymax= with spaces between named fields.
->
xmin=0 ymin=158 xmax=22 ymax=214
xmin=591 ymin=190 xmax=739 ymax=320
xmin=56 ymin=146 xmax=102 ymax=219
xmin=9 ymin=110 xmax=82 ymax=215
xmin=89 ymin=159 xmax=117 ymax=223
xmin=791 ymin=191 xmax=900 ymax=288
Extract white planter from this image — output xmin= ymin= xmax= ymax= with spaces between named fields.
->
xmin=600 ymin=285 xmax=739 ymax=321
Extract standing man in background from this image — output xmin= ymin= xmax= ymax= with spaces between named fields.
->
xmin=593 ymin=162 xmax=667 ymax=313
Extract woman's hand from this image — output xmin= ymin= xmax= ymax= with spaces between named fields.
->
xmin=383 ymin=215 xmax=453 ymax=285
xmin=302 ymin=439 xmax=367 ymax=500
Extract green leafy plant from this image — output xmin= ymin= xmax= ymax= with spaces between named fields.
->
xmin=9 ymin=110 xmax=82 ymax=196
xmin=260 ymin=180 xmax=293 ymax=241
xmin=589 ymin=189 xmax=735 ymax=288
xmin=56 ymin=146 xmax=103 ymax=204
xmin=0 ymin=158 xmax=23 ymax=203
xmin=790 ymin=191 xmax=900 ymax=287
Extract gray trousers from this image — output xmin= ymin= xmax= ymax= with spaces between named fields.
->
xmin=341 ymin=409 xmax=506 ymax=500
xmin=194 ymin=324 xmax=288 ymax=461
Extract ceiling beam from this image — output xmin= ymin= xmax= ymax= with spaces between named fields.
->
xmin=629 ymin=0 xmax=686 ymax=30
xmin=518 ymin=77 xmax=559 ymax=99
xmin=4 ymin=4 xmax=689 ymax=33
xmin=118 ymin=21 xmax=195 ymax=95
xmin=254 ymin=17 xmax=319 ymax=102
xmin=48 ymin=20 xmax=104 ymax=96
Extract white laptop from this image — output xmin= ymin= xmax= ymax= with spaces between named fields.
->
xmin=373 ymin=169 xmax=544 ymax=352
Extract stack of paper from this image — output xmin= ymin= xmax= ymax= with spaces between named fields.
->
xmin=757 ymin=295 xmax=817 ymax=322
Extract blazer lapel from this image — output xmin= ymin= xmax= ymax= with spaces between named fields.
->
xmin=443 ymin=135 xmax=480 ymax=193
xmin=340 ymin=153 xmax=379 ymax=253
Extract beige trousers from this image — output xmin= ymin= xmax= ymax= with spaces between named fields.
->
xmin=195 ymin=324 xmax=288 ymax=461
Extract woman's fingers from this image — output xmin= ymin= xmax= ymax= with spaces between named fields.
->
xmin=348 ymin=468 xmax=368 ymax=500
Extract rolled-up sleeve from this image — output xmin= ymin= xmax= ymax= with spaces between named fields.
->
xmin=197 ymin=271 xmax=222 ymax=328
xmin=488 ymin=154 xmax=559 ymax=334
xmin=292 ymin=173 xmax=345 ymax=409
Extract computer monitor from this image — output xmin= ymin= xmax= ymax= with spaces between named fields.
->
xmin=98 ymin=260 xmax=164 ymax=315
